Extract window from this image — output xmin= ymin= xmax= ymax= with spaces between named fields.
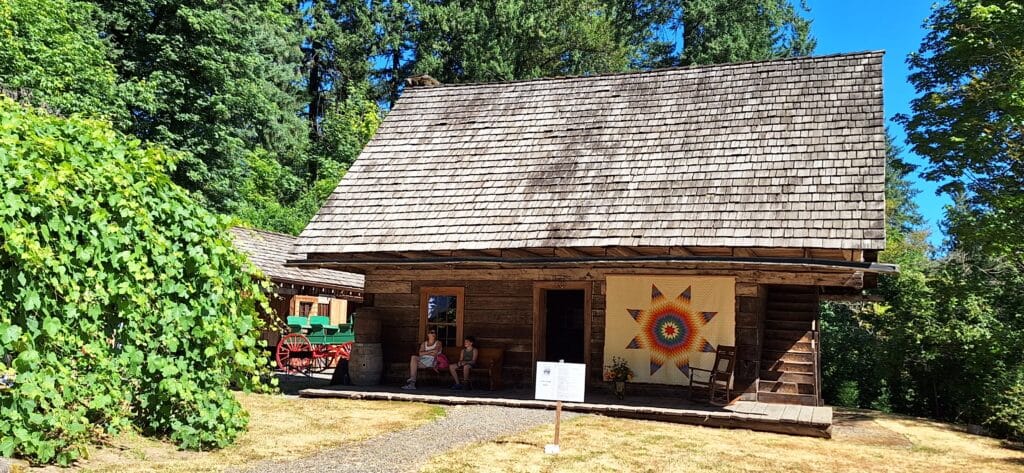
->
xmin=419 ymin=287 xmax=464 ymax=349
xmin=299 ymin=302 xmax=313 ymax=316
xmin=317 ymin=303 xmax=331 ymax=317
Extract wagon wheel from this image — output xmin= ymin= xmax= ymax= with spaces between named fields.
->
xmin=276 ymin=333 xmax=313 ymax=374
xmin=336 ymin=341 xmax=353 ymax=361
xmin=309 ymin=345 xmax=335 ymax=374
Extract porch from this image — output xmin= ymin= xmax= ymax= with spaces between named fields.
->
xmin=291 ymin=374 xmax=833 ymax=439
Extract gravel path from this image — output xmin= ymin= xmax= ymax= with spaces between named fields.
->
xmin=240 ymin=404 xmax=577 ymax=473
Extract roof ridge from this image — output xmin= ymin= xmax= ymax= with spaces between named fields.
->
xmin=409 ymin=50 xmax=885 ymax=92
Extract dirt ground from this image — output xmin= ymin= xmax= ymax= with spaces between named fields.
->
xmin=831 ymin=408 xmax=914 ymax=447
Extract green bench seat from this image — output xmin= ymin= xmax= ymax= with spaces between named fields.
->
xmin=285 ymin=315 xmax=354 ymax=345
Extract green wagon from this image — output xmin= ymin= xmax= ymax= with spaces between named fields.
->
xmin=275 ymin=315 xmax=355 ymax=374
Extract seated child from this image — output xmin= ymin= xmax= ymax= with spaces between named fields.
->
xmin=449 ymin=336 xmax=478 ymax=390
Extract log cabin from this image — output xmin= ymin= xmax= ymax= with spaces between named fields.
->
xmin=288 ymin=51 xmax=896 ymax=406
xmin=230 ymin=227 xmax=364 ymax=350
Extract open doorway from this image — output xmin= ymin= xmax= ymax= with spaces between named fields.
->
xmin=533 ymin=282 xmax=592 ymax=368
xmin=545 ymin=290 xmax=586 ymax=363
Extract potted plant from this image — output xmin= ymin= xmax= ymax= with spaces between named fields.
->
xmin=603 ymin=356 xmax=634 ymax=399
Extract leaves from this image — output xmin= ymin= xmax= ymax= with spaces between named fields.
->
xmin=87 ymin=0 xmax=306 ymax=211
xmin=672 ymin=0 xmax=816 ymax=66
xmin=896 ymin=0 xmax=1023 ymax=265
xmin=0 ymin=0 xmax=135 ymax=125
xmin=0 ymin=98 xmax=270 ymax=464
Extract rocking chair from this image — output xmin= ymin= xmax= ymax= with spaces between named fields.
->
xmin=688 ymin=345 xmax=736 ymax=406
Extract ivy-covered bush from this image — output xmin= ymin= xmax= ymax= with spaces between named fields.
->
xmin=0 ymin=97 xmax=269 ymax=464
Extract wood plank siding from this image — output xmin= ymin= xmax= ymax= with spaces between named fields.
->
xmin=362 ymin=266 xmax=826 ymax=405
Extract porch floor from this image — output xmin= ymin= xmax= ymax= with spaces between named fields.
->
xmin=295 ymin=376 xmax=832 ymax=438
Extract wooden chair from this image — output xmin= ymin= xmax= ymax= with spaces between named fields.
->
xmin=688 ymin=345 xmax=736 ymax=406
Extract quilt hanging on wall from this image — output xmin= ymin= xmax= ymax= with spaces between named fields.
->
xmin=604 ymin=275 xmax=735 ymax=385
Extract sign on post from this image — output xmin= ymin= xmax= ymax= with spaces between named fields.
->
xmin=535 ymin=361 xmax=586 ymax=402
xmin=535 ymin=360 xmax=586 ymax=454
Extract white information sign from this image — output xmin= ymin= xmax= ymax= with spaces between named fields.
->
xmin=534 ymin=361 xmax=586 ymax=403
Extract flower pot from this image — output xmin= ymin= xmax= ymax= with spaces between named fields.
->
xmin=614 ymin=380 xmax=625 ymax=400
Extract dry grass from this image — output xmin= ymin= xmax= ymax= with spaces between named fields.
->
xmin=35 ymin=392 xmax=443 ymax=473
xmin=420 ymin=410 xmax=1024 ymax=473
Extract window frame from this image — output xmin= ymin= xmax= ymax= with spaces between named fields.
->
xmin=418 ymin=287 xmax=465 ymax=349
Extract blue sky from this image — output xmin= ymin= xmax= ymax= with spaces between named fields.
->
xmin=806 ymin=0 xmax=950 ymax=246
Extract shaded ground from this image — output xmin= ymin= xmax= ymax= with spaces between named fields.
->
xmin=831 ymin=408 xmax=914 ymax=447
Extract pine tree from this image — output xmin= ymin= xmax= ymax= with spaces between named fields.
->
xmin=88 ymin=0 xmax=307 ymax=210
xmin=666 ymin=0 xmax=816 ymax=66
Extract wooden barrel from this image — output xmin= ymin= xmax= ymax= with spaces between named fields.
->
xmin=349 ymin=343 xmax=383 ymax=386
xmin=353 ymin=315 xmax=382 ymax=343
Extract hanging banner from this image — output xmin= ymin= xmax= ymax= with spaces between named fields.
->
xmin=604 ymin=275 xmax=735 ymax=385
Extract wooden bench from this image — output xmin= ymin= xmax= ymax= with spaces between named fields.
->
xmin=415 ymin=347 xmax=504 ymax=390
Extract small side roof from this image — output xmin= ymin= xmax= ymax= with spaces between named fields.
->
xmin=230 ymin=227 xmax=364 ymax=290
xmin=297 ymin=51 xmax=887 ymax=256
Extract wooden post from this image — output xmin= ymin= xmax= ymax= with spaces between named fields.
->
xmin=554 ymin=400 xmax=562 ymax=445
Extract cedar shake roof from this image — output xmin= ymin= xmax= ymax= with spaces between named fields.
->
xmin=230 ymin=227 xmax=364 ymax=289
xmin=296 ymin=52 xmax=886 ymax=255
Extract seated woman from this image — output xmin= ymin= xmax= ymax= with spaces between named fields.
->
xmin=449 ymin=336 xmax=478 ymax=390
xmin=402 ymin=330 xmax=441 ymax=390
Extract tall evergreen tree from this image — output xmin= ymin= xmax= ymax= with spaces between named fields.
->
xmin=298 ymin=1 xmax=374 ymax=142
xmin=661 ymin=0 xmax=815 ymax=66
xmin=367 ymin=0 xmax=671 ymax=105
xmin=412 ymin=0 xmax=632 ymax=83
xmin=370 ymin=0 xmax=418 ymax=108
xmin=88 ymin=0 xmax=307 ymax=210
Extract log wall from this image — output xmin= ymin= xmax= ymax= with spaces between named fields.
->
xmin=361 ymin=266 xmax=830 ymax=395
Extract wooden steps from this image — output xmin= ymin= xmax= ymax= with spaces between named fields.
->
xmin=763 ymin=339 xmax=814 ymax=352
xmin=759 ymin=285 xmax=820 ymax=406
xmin=758 ymin=380 xmax=816 ymax=395
xmin=762 ymin=359 xmax=815 ymax=373
xmin=760 ymin=370 xmax=816 ymax=384
xmin=764 ymin=329 xmax=814 ymax=343
xmin=764 ymin=320 xmax=812 ymax=331
xmin=762 ymin=350 xmax=815 ymax=363
xmin=758 ymin=392 xmax=820 ymax=406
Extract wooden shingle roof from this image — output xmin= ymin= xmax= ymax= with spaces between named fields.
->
xmin=296 ymin=52 xmax=886 ymax=256
xmin=230 ymin=227 xmax=364 ymax=289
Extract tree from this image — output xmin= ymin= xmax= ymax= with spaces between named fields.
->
xmin=0 ymin=0 xmax=139 ymax=125
xmin=897 ymin=0 xmax=1023 ymax=267
xmin=370 ymin=0 xmax=419 ymax=108
xmin=664 ymin=0 xmax=816 ymax=66
xmin=412 ymin=0 xmax=639 ymax=83
xmin=366 ymin=0 xmax=672 ymax=105
xmin=87 ymin=0 xmax=307 ymax=211
xmin=884 ymin=136 xmax=925 ymax=234
xmin=821 ymin=132 xmax=932 ymax=411
xmin=233 ymin=90 xmax=381 ymax=234
xmin=895 ymin=0 xmax=1024 ymax=438
xmin=297 ymin=0 xmax=375 ymax=180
